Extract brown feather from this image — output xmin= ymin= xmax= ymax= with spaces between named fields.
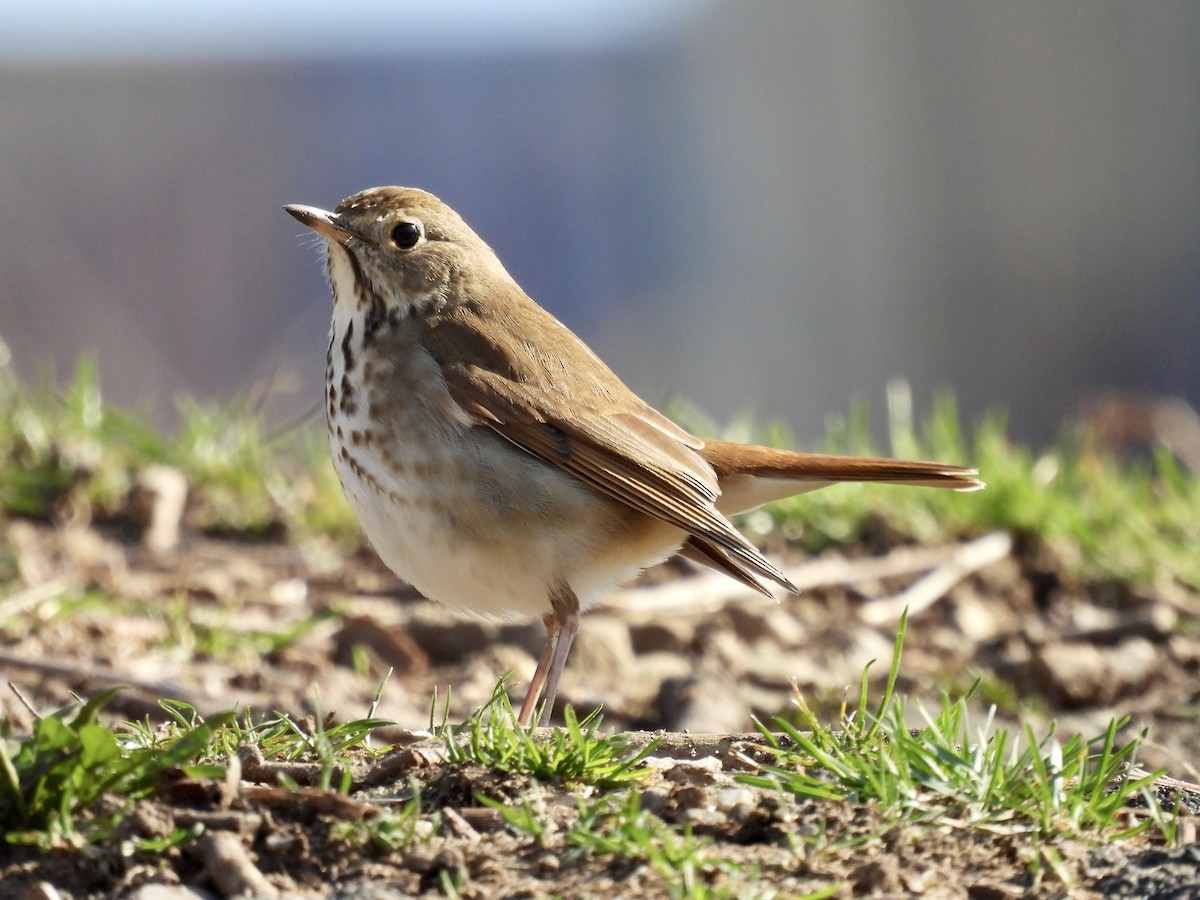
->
xmin=701 ymin=439 xmax=982 ymax=486
xmin=417 ymin=291 xmax=795 ymax=594
xmin=700 ymin=439 xmax=983 ymax=515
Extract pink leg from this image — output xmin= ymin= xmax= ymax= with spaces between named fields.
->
xmin=517 ymin=586 xmax=582 ymax=728
xmin=534 ymin=609 xmax=579 ymax=727
xmin=517 ymin=614 xmax=559 ymax=727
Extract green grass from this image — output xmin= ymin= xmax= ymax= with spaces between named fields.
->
xmin=1 ymin=687 xmax=397 ymax=848
xmin=450 ymin=690 xmax=776 ymax=899
xmin=437 ymin=678 xmax=659 ymax=789
xmin=0 ymin=357 xmax=358 ymax=540
xmin=153 ymin=591 xmax=333 ymax=663
xmin=740 ymin=613 xmax=1176 ymax=849
xmin=565 ymin=791 xmax=761 ymax=900
xmin=0 ymin=584 xmax=327 ymax=668
xmin=331 ymin=785 xmax=432 ymax=854
xmin=0 ymin=688 xmax=236 ymax=848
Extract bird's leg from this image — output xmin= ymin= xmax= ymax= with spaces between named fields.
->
xmin=517 ymin=585 xmax=581 ymax=728
xmin=517 ymin=613 xmax=559 ymax=727
xmin=538 ymin=609 xmax=579 ymax=724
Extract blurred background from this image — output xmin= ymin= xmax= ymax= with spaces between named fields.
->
xmin=1 ymin=0 xmax=1197 ymax=447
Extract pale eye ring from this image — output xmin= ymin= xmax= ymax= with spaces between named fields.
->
xmin=390 ymin=220 xmax=423 ymax=250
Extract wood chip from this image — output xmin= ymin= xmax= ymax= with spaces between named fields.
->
xmin=194 ymin=830 xmax=279 ymax=899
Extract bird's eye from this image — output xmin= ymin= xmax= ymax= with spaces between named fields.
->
xmin=390 ymin=220 xmax=422 ymax=250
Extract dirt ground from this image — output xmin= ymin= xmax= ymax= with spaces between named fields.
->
xmin=1 ymin=518 xmax=1198 ymax=898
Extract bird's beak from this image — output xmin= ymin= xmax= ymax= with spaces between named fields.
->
xmin=283 ymin=204 xmax=357 ymax=244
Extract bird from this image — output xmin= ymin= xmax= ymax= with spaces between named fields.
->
xmin=284 ymin=186 xmax=983 ymax=727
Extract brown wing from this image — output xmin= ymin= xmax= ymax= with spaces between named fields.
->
xmin=418 ymin=297 xmax=796 ymax=596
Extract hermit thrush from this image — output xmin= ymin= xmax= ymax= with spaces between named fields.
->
xmin=285 ymin=187 xmax=983 ymax=727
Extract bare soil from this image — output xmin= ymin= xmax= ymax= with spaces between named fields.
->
xmin=1 ymin=519 xmax=1198 ymax=898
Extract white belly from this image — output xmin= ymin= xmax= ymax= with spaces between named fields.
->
xmin=332 ymin=424 xmax=682 ymax=619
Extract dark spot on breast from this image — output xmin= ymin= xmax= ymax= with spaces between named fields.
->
xmin=338 ymin=446 xmax=405 ymax=505
xmin=381 ymin=444 xmax=409 ymax=475
xmin=339 ymin=373 xmax=358 ymax=416
xmin=346 ymin=251 xmax=371 ymax=303
xmin=363 ymin=295 xmax=388 ymax=347
xmin=341 ymin=319 xmax=355 ymax=373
